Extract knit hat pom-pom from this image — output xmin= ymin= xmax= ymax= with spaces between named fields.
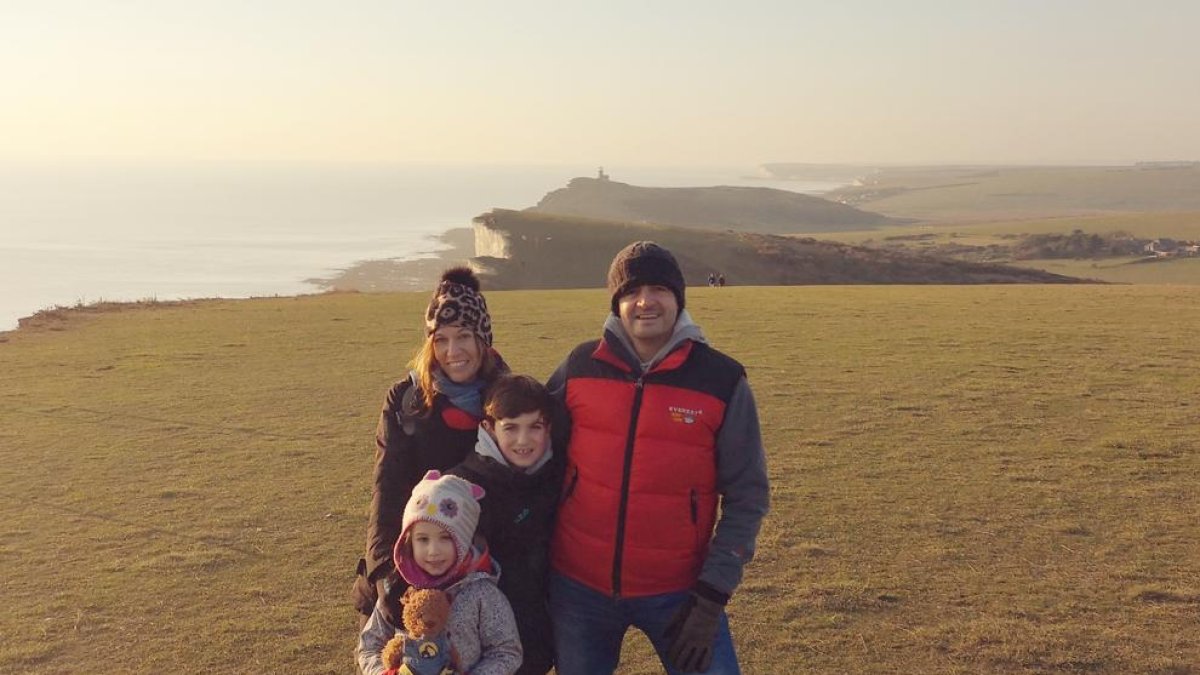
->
xmin=440 ymin=266 xmax=480 ymax=292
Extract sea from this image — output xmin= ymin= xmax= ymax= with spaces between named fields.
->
xmin=0 ymin=162 xmax=848 ymax=332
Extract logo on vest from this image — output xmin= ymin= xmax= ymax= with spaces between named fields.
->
xmin=668 ymin=405 xmax=703 ymax=424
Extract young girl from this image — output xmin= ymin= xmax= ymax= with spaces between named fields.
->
xmin=357 ymin=471 xmax=522 ymax=675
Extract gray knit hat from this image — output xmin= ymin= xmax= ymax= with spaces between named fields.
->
xmin=425 ymin=267 xmax=493 ymax=346
xmin=606 ymin=241 xmax=686 ymax=314
xmin=396 ymin=471 xmax=485 ymax=568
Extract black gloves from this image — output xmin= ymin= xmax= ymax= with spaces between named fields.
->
xmin=663 ymin=582 xmax=728 ymax=673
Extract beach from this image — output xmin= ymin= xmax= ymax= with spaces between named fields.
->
xmin=304 ymin=227 xmax=476 ymax=293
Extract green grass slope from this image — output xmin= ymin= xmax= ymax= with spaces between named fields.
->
xmin=1011 ymin=256 xmax=1200 ymax=284
xmin=817 ymin=212 xmax=1200 ymax=245
xmin=813 ymin=212 xmax=1200 ymax=284
xmin=528 ymin=177 xmax=900 ymax=233
xmin=3 ymin=285 xmax=1198 ymax=673
xmin=473 ymin=209 xmax=1085 ymax=289
xmin=830 ymin=165 xmax=1200 ymax=221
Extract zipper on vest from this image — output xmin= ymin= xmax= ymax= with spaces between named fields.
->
xmin=612 ymin=376 xmax=645 ymax=599
xmin=689 ymin=488 xmax=698 ymax=524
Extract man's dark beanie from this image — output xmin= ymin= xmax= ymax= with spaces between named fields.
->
xmin=606 ymin=241 xmax=686 ymax=315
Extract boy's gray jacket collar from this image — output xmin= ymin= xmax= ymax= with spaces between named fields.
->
xmin=473 ymin=426 xmax=553 ymax=475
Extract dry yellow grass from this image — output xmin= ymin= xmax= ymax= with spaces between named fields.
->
xmin=2 ymin=285 xmax=1198 ymax=673
xmin=811 ymin=212 xmax=1200 ymax=285
xmin=814 ymin=211 xmax=1200 ymax=246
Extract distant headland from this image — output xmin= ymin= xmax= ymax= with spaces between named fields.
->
xmin=526 ymin=173 xmax=902 ymax=234
xmin=310 ymin=172 xmax=1090 ymax=293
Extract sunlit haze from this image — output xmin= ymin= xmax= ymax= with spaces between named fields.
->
xmin=3 ymin=0 xmax=1199 ymax=166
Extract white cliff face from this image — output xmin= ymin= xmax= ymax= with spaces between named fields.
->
xmin=474 ymin=221 xmax=511 ymax=259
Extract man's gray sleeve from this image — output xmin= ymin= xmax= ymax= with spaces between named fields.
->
xmin=699 ymin=376 xmax=770 ymax=597
xmin=545 ymin=358 xmax=573 ymax=452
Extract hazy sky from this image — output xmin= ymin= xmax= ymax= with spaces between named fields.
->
xmin=3 ymin=0 xmax=1198 ymax=166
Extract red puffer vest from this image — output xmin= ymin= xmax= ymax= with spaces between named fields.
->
xmin=551 ymin=336 xmax=744 ymax=597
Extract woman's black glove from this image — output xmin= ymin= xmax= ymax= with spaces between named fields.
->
xmin=375 ymin=568 xmax=405 ymax=627
xmin=663 ymin=582 xmax=728 ymax=673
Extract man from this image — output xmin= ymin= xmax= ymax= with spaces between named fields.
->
xmin=547 ymin=241 xmax=770 ymax=674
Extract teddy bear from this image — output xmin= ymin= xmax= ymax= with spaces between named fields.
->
xmin=381 ymin=587 xmax=458 ymax=675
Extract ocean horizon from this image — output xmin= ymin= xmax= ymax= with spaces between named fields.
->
xmin=0 ymin=162 xmax=849 ymax=332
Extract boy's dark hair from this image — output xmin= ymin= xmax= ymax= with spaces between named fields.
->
xmin=483 ymin=374 xmax=552 ymax=423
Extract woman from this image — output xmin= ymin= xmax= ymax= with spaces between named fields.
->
xmin=353 ymin=267 xmax=507 ymax=629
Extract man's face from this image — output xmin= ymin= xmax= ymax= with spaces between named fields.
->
xmin=617 ymin=284 xmax=679 ymax=360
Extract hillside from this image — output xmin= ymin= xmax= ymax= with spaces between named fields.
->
xmin=469 ymin=209 xmax=1087 ymax=289
xmin=527 ymin=176 xmax=900 ymax=233
xmin=804 ymin=212 xmax=1200 ymax=285
xmin=827 ymin=164 xmax=1200 ymax=221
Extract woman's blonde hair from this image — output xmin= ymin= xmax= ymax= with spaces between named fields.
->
xmin=408 ymin=329 xmax=500 ymax=409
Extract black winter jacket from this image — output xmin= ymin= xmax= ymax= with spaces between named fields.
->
xmin=364 ymin=378 xmax=480 ymax=583
xmin=451 ymin=447 xmax=561 ymax=675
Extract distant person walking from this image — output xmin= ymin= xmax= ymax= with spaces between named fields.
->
xmin=707 ymin=273 xmax=717 ymax=287
xmin=352 ymin=267 xmax=508 ymax=631
xmin=546 ymin=241 xmax=770 ymax=674
xmin=717 ymin=273 xmax=726 ymax=287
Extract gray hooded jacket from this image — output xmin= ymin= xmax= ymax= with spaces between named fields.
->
xmin=356 ymin=562 xmax=522 ymax=675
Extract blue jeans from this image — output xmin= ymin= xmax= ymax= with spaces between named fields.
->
xmin=549 ymin=572 xmax=740 ymax=675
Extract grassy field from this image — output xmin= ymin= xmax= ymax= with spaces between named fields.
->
xmin=2 ymin=286 xmax=1199 ymax=673
xmin=811 ymin=212 xmax=1200 ymax=285
xmin=1010 ymin=257 xmax=1200 ymax=285
xmin=815 ymin=212 xmax=1200 ymax=246
xmin=827 ymin=166 xmax=1200 ymax=221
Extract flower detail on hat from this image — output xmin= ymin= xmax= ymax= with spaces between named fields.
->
xmin=395 ymin=471 xmax=486 ymax=584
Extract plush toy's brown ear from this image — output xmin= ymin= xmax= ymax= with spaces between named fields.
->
xmin=401 ymin=586 xmax=418 ymax=606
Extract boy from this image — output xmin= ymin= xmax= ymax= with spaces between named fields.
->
xmin=450 ymin=374 xmax=560 ymax=675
